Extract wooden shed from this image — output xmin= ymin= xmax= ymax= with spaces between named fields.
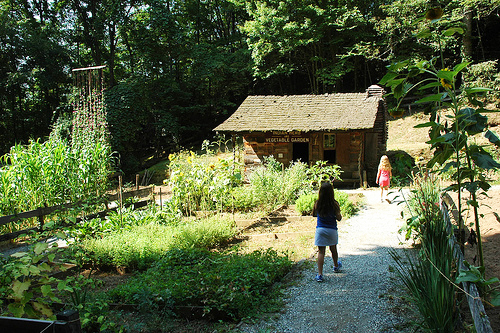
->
xmin=214 ymin=85 xmax=388 ymax=187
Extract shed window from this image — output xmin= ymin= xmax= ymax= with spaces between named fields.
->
xmin=323 ymin=134 xmax=336 ymax=149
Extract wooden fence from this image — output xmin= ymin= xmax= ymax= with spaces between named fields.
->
xmin=0 ymin=184 xmax=154 ymax=242
xmin=440 ymin=193 xmax=494 ymax=333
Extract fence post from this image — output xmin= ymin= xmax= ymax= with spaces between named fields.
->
xmin=136 ymin=174 xmax=140 ymax=191
xmin=56 ymin=309 xmax=81 ymax=333
xmin=38 ymin=206 xmax=45 ymax=232
xmin=118 ymin=175 xmax=123 ymax=227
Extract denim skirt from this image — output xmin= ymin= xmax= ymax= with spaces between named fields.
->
xmin=314 ymin=227 xmax=338 ymax=246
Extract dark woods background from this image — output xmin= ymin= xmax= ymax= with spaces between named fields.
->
xmin=1 ymin=0 xmax=500 ymax=174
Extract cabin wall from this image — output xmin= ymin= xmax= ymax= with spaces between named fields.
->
xmin=242 ymin=131 xmax=364 ymax=185
xmin=241 ymin=102 xmax=387 ymax=187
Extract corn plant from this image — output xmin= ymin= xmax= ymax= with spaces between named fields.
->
xmin=0 ymin=136 xmax=111 ymax=232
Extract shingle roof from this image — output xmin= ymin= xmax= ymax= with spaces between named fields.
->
xmin=214 ymin=90 xmax=384 ymax=132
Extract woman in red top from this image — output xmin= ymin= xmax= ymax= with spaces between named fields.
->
xmin=376 ymin=155 xmax=392 ymax=203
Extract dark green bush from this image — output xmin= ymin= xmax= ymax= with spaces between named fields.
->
xmin=295 ymin=190 xmax=358 ymax=219
xmin=107 ymin=248 xmax=293 ymax=320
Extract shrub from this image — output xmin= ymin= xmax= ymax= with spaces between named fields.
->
xmin=107 ymin=248 xmax=293 ymax=320
xmin=229 ymin=185 xmax=258 ymax=211
xmin=248 ymin=156 xmax=310 ymax=210
xmin=167 ymin=151 xmax=244 ymax=215
xmin=295 ymin=193 xmax=317 ymax=215
xmin=388 ymin=151 xmax=415 ymax=187
xmin=335 ymin=190 xmax=358 ymax=218
xmin=295 ymin=190 xmax=358 ymax=219
xmin=462 ymin=60 xmax=500 ymax=101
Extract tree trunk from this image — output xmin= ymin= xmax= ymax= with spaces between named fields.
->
xmin=462 ymin=8 xmax=473 ymax=61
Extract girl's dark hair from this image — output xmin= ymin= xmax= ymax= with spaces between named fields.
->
xmin=314 ymin=181 xmax=339 ymax=217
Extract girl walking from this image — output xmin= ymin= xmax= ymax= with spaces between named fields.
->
xmin=376 ymin=155 xmax=392 ymax=203
xmin=313 ymin=181 xmax=342 ymax=282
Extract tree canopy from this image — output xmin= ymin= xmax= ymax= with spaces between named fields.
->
xmin=1 ymin=0 xmax=499 ymax=174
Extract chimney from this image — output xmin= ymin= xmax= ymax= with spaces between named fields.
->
xmin=366 ymin=85 xmax=385 ymax=98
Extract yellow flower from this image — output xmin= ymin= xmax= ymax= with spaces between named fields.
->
xmin=440 ymin=78 xmax=452 ymax=89
xmin=440 ymin=68 xmax=452 ymax=89
xmin=425 ymin=7 xmax=443 ymax=20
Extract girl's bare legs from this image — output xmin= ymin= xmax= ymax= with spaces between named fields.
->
xmin=317 ymin=246 xmax=326 ymax=275
xmin=329 ymin=245 xmax=338 ymax=267
xmin=380 ymin=186 xmax=384 ymax=201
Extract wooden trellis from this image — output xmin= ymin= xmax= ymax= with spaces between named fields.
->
xmin=71 ymin=65 xmax=108 ymax=146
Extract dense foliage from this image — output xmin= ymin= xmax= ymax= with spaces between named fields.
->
xmin=107 ymin=247 xmax=293 ymax=321
xmin=73 ymin=215 xmax=237 ymax=270
xmin=2 ymin=0 xmax=499 ymax=173
xmin=167 ymin=151 xmax=343 ymax=214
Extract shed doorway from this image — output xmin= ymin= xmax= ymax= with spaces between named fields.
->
xmin=293 ymin=142 xmax=309 ymax=164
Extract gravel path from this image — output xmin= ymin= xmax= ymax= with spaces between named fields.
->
xmin=237 ymin=188 xmax=414 ymax=333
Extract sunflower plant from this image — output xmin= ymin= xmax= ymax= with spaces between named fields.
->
xmin=380 ymin=7 xmax=500 ymax=273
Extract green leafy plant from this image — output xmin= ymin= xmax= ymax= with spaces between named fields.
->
xmin=455 ymin=261 xmax=500 ymax=307
xmin=247 ymin=156 xmax=311 ymax=211
xmin=74 ymin=215 xmax=237 ymax=270
xmin=295 ymin=193 xmax=317 ymax=215
xmin=391 ymin=208 xmax=458 ymax=332
xmin=0 ymin=236 xmax=67 ymax=319
xmin=381 ymin=7 xmax=500 ymax=272
xmin=295 ymin=190 xmax=358 ymax=219
xmin=107 ymin=247 xmax=293 ymax=320
xmin=389 ymin=152 xmax=415 ymax=187
xmin=167 ymin=150 xmax=243 ymax=215
xmin=306 ymin=160 xmax=343 ymax=190
xmin=398 ymin=169 xmax=443 ymax=241
xmin=58 ymin=272 xmax=123 ymax=333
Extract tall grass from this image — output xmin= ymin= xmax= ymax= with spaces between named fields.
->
xmin=399 ymin=169 xmax=443 ymax=241
xmin=392 ymin=214 xmax=458 ymax=332
xmin=392 ymin=170 xmax=458 ymax=332
xmin=248 ymin=157 xmax=310 ymax=210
